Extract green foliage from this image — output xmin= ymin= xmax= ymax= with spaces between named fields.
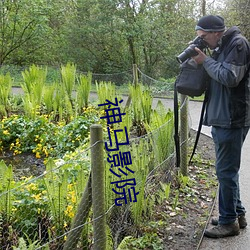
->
xmin=104 ymin=135 xmax=152 ymax=223
xmin=0 ymin=71 xmax=180 ymax=248
xmin=43 ymin=84 xmax=56 ymax=113
xmin=18 ymin=63 xmax=81 ymax=122
xmin=0 ymin=0 xmax=227 ymax=77
xmin=43 ymin=159 xmax=69 ymax=230
xmin=0 ymin=161 xmax=14 ymax=222
xmin=150 ymin=77 xmax=175 ymax=97
xmin=129 ymin=83 xmax=153 ymax=135
xmin=0 ymin=142 xmax=91 ymax=247
xmin=220 ymin=0 xmax=250 ymax=40
xmin=0 ymin=111 xmax=98 ymax=158
xmin=145 ymin=100 xmax=174 ymax=164
xmin=0 ymin=115 xmax=56 ymax=157
xmin=141 ymin=89 xmax=153 ymax=124
xmin=178 ymin=173 xmax=192 ymax=189
xmin=61 ymin=63 xmax=76 ymax=101
xmin=0 ymin=65 xmax=25 ymax=85
xmin=0 ymin=0 xmax=52 ymax=65
xmin=158 ymin=182 xmax=171 ymax=203
xmin=129 ymin=140 xmax=152 ymax=225
xmin=0 ymin=73 xmax=12 ymax=116
xmin=12 ymin=176 xmax=48 ymax=240
xmin=117 ymin=233 xmax=163 ymax=250
xmin=96 ymin=81 xmax=117 ymax=109
xmin=76 ymin=72 xmax=92 ymax=110
xmin=13 ymin=235 xmax=46 ymax=250
xmin=21 ymin=65 xmax=47 ymax=118
xmin=52 ymin=82 xmax=67 ymax=121
xmin=21 ymin=65 xmax=47 ymax=95
xmin=172 ymin=190 xmax=180 ymax=210
xmin=55 ymin=114 xmax=98 ymax=153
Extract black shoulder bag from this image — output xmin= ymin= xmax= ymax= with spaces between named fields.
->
xmin=175 ymin=58 xmax=208 ymax=97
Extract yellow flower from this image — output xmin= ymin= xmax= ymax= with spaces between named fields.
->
xmin=32 ymin=193 xmax=42 ymax=201
xmin=21 ymin=176 xmax=32 ymax=181
xmin=26 ymin=183 xmax=37 ymax=191
xmin=36 ymin=152 xmax=41 ymax=159
xmin=71 ymin=195 xmax=76 ymax=204
xmin=3 ymin=130 xmax=9 ymax=135
xmin=42 ymin=147 xmax=49 ymax=157
xmin=14 ymin=149 xmax=22 ymax=155
xmin=65 ymin=205 xmax=74 ymax=218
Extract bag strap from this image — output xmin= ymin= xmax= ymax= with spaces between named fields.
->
xmin=189 ymin=91 xmax=208 ymax=164
xmin=174 ymin=80 xmax=180 ymax=168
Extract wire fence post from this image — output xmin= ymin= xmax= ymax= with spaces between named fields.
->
xmin=91 ymin=124 xmax=106 ymax=250
xmin=180 ymin=94 xmax=188 ymax=176
xmin=133 ymin=63 xmax=138 ymax=86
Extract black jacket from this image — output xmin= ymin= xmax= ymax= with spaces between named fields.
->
xmin=203 ymin=26 xmax=250 ymax=128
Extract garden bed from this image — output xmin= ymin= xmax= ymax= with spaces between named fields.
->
xmin=0 ymin=129 xmax=217 ymax=250
xmin=0 ymin=152 xmax=45 ymax=180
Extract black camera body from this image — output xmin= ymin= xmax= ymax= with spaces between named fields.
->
xmin=176 ymin=36 xmax=208 ymax=63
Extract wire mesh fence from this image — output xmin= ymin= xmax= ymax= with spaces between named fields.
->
xmin=0 ymin=65 xmax=190 ymax=249
xmin=1 ymin=64 xmax=175 ymax=97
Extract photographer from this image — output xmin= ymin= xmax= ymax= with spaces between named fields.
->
xmin=192 ymin=15 xmax=250 ymax=238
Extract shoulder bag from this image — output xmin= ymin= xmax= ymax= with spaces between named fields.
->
xmin=175 ymin=58 xmax=209 ymax=97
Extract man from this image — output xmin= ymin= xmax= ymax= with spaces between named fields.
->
xmin=192 ymin=15 xmax=250 ymax=238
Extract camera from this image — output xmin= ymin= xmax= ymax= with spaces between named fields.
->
xmin=176 ymin=36 xmax=208 ymax=64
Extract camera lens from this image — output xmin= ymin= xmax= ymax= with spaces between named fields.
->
xmin=176 ymin=45 xmax=198 ymax=63
xmin=176 ymin=37 xmax=208 ymax=63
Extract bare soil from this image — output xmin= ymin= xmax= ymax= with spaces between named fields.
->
xmin=160 ymin=130 xmax=217 ymax=250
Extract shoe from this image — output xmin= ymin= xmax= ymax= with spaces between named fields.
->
xmin=211 ymin=214 xmax=247 ymax=229
xmin=204 ymin=222 xmax=240 ymax=238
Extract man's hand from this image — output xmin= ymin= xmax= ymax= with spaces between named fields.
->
xmin=192 ymin=47 xmax=207 ymax=64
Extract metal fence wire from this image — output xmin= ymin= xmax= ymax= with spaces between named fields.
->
xmin=0 ymin=67 xmax=190 ymax=249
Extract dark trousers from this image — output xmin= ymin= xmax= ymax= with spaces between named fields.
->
xmin=211 ymin=126 xmax=249 ymax=225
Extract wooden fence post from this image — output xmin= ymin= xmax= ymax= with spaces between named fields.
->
xmin=133 ymin=64 xmax=138 ymax=86
xmin=91 ymin=124 xmax=106 ymax=250
xmin=180 ymin=94 xmax=188 ymax=176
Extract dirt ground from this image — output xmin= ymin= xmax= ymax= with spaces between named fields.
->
xmin=159 ymin=130 xmax=217 ymax=250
